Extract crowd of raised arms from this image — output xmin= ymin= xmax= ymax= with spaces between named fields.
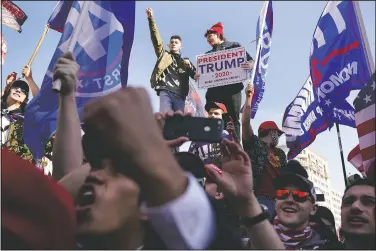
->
xmin=1 ymin=6 xmax=375 ymax=250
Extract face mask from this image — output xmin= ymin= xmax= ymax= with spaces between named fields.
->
xmin=270 ymin=130 xmax=279 ymax=146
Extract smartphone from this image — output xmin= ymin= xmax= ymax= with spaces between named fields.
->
xmin=222 ymin=113 xmax=231 ymax=124
xmin=163 ymin=116 xmax=224 ymax=143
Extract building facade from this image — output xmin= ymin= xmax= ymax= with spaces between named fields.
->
xmin=279 ymin=145 xmax=343 ymax=228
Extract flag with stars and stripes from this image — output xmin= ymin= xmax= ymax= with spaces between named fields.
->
xmin=185 ymin=80 xmax=207 ymax=117
xmin=351 ymin=73 xmax=376 ymax=174
xmin=24 ymin=1 xmax=136 ymax=159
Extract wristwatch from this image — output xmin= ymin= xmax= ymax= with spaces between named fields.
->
xmin=241 ymin=205 xmax=270 ymax=228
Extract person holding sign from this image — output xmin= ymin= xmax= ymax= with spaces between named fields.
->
xmin=196 ymin=22 xmax=254 ymax=137
xmin=146 ymin=8 xmax=196 ymax=113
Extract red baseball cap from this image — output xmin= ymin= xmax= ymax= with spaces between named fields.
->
xmin=258 ymin=121 xmax=284 ymax=136
xmin=205 ymin=22 xmax=224 ymax=36
xmin=205 ymin=101 xmax=228 ymax=113
xmin=1 ymin=149 xmax=77 ymax=249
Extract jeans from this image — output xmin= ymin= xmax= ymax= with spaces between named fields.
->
xmin=159 ymin=90 xmax=185 ymax=113
xmin=256 ymin=196 xmax=275 ymax=221
xmin=206 ymin=92 xmax=242 ymax=138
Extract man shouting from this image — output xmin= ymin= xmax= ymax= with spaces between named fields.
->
xmin=147 ymin=8 xmax=197 ymax=113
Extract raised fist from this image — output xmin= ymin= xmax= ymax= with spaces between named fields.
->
xmin=22 ymin=65 xmax=32 ymax=79
xmin=146 ymin=8 xmax=153 ymax=18
xmin=6 ymin=72 xmax=17 ymax=86
xmin=245 ymin=82 xmax=254 ymax=98
xmin=53 ymin=51 xmax=80 ymax=96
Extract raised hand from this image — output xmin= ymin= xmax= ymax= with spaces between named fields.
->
xmin=245 ymin=82 xmax=254 ymax=98
xmin=226 ymin=116 xmax=240 ymax=144
xmin=6 ymin=72 xmax=17 ymax=86
xmin=146 ymin=8 xmax=153 ymax=18
xmin=154 ymin=111 xmax=190 ymax=148
xmin=22 ymin=65 xmax=33 ymax=80
xmin=53 ymin=52 xmax=80 ymax=96
xmin=83 ymin=87 xmax=187 ymax=207
xmin=205 ymin=139 xmax=253 ymax=214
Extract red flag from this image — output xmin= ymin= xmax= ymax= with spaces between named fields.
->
xmin=353 ymin=73 xmax=376 ymax=175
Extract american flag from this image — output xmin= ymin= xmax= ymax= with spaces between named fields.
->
xmin=351 ymin=73 xmax=376 ymax=174
xmin=347 ymin=145 xmax=363 ymax=174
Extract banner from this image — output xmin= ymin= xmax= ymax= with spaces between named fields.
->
xmin=24 ymin=1 xmax=136 ymax=159
xmin=185 ymin=80 xmax=207 ymax=117
xmin=250 ymin=0 xmax=273 ymax=118
xmin=309 ymin=1 xmax=374 ymax=112
xmin=283 ymin=1 xmax=374 ymax=159
xmin=1 ymin=33 xmax=7 ymax=65
xmin=1 ymin=0 xmax=27 ymax=33
xmin=282 ymin=76 xmax=357 ymax=159
xmin=196 ymin=47 xmax=247 ymax=89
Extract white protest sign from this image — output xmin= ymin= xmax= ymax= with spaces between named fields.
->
xmin=196 ymin=47 xmax=247 ymax=89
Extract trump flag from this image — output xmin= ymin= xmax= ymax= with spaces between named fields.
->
xmin=250 ymin=0 xmax=273 ymax=119
xmin=283 ymin=1 xmax=373 ymax=159
xmin=24 ymin=1 xmax=136 ymax=159
xmin=240 ymin=0 xmax=273 ymax=117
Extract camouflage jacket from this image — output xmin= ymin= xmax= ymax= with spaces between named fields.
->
xmin=243 ymin=135 xmax=287 ymax=189
xmin=2 ymin=112 xmax=34 ymax=163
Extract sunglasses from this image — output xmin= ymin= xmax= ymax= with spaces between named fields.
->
xmin=11 ymin=86 xmax=27 ymax=95
xmin=275 ymin=189 xmax=312 ymax=203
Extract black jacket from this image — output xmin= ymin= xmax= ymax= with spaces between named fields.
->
xmin=205 ymin=41 xmax=253 ymax=100
xmin=143 ymin=197 xmax=243 ymax=250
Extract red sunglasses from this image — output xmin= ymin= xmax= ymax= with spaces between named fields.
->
xmin=275 ymin=189 xmax=312 ymax=203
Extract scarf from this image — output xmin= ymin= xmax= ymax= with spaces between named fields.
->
xmin=273 ymin=216 xmax=318 ymax=250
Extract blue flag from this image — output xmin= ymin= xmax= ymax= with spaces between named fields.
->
xmin=282 ymin=1 xmax=373 ymax=159
xmin=310 ymin=1 xmax=373 ymax=112
xmin=240 ymin=1 xmax=273 ymax=117
xmin=250 ymin=0 xmax=273 ymax=118
xmin=47 ymin=1 xmax=73 ymax=32
xmin=24 ymin=1 xmax=136 ymax=159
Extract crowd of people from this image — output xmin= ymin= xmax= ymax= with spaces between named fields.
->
xmin=1 ymin=7 xmax=375 ymax=250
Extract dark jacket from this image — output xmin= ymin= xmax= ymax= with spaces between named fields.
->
xmin=147 ymin=16 xmax=196 ymax=98
xmin=205 ymin=41 xmax=253 ymax=100
xmin=208 ymin=198 xmax=243 ymax=249
xmin=293 ymin=229 xmax=343 ymax=250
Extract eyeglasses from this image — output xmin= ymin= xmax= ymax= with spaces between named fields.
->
xmin=275 ymin=189 xmax=311 ymax=203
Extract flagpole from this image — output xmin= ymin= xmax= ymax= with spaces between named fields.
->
xmin=27 ymin=25 xmax=50 ymax=66
xmin=249 ymin=1 xmax=269 ymax=86
xmin=335 ymin=123 xmax=348 ymax=187
xmin=353 ymin=1 xmax=375 ymax=74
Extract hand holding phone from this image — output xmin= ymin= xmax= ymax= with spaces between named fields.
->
xmin=163 ymin=115 xmax=224 ymax=143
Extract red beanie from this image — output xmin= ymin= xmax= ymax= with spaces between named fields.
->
xmin=207 ymin=22 xmax=224 ymax=36
xmin=1 ymin=149 xmax=77 ymax=249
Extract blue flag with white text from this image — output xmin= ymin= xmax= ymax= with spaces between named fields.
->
xmin=24 ymin=1 xmax=136 ymax=159
xmin=240 ymin=1 xmax=273 ymax=117
xmin=282 ymin=1 xmax=373 ymax=159
xmin=250 ymin=0 xmax=273 ymax=118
